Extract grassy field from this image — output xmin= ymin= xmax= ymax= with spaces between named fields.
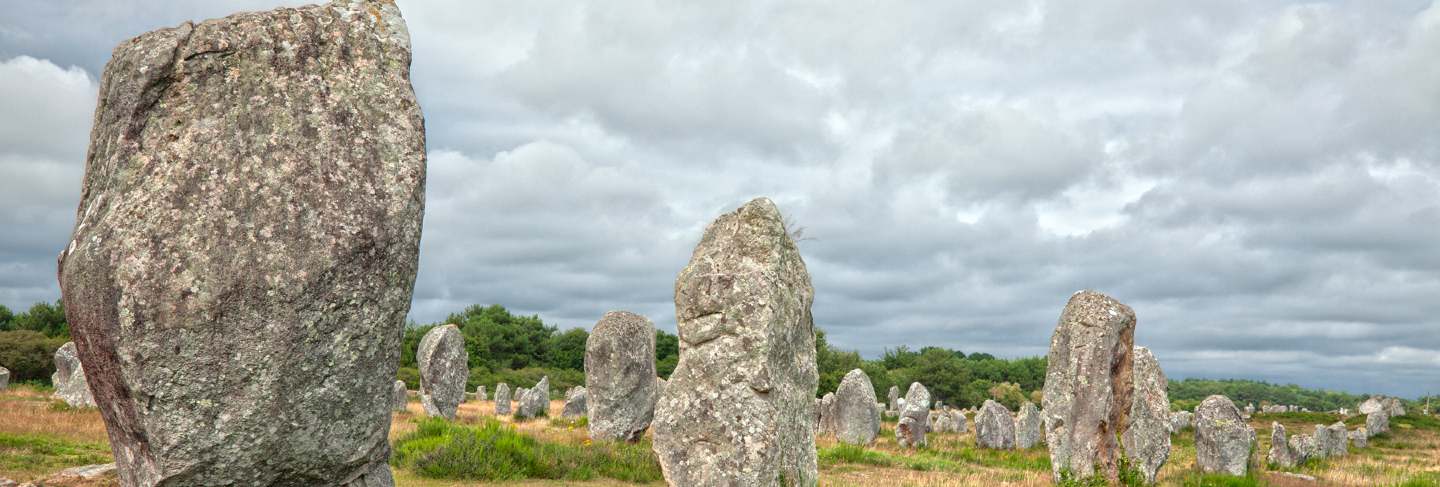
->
xmin=3 ymin=383 xmax=1437 ymax=486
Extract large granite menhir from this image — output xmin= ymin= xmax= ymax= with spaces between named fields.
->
xmin=55 ymin=2 xmax=426 ymax=485
xmin=652 ymin=198 xmax=819 ymax=486
xmin=419 ymin=324 xmax=468 ymax=419
xmin=833 ymin=369 xmax=879 ymax=445
xmin=585 ymin=311 xmax=658 ymax=442
xmin=1042 ymin=291 xmax=1136 ymax=483
xmin=1122 ymin=346 xmax=1171 ymax=484
xmin=1194 ymin=395 xmax=1255 ymax=476
xmin=52 ymin=341 xmax=97 ymax=408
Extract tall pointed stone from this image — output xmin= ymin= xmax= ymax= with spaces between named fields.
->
xmin=585 ymin=311 xmax=658 ymax=442
xmin=55 ymin=2 xmax=424 ymax=485
xmin=1015 ymin=402 xmax=1043 ymax=449
xmin=1042 ymin=291 xmax=1136 ymax=483
xmin=1122 ymin=346 xmax=1170 ymax=484
xmin=494 ymin=383 xmax=512 ymax=415
xmin=833 ymin=369 xmax=880 ymax=445
xmin=419 ymin=324 xmax=468 ymax=420
xmin=896 ymin=382 xmax=931 ymax=448
xmin=1195 ymin=395 xmax=1256 ymax=476
xmin=652 ymin=198 xmax=818 ymax=487
xmin=51 ymin=342 xmax=96 ymax=408
xmin=976 ymin=400 xmax=1017 ymax=449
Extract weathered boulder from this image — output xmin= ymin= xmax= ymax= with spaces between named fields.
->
xmin=896 ymin=382 xmax=931 ymax=448
xmin=1015 ymin=402 xmax=1043 ymax=449
xmin=1194 ymin=395 xmax=1255 ymax=476
xmin=563 ymin=386 xmax=587 ymax=418
xmin=1325 ymin=422 xmax=1348 ymax=457
xmin=392 ymin=381 xmax=408 ymax=412
xmin=419 ymin=325 xmax=468 ymax=420
xmin=1170 ymin=411 xmax=1193 ymax=432
xmin=819 ymin=392 xmax=836 ymax=435
xmin=0 ymin=366 xmax=8 ymax=390
xmin=1268 ymin=422 xmax=1297 ymax=468
xmin=952 ymin=410 xmax=968 ymax=434
xmin=476 ymin=385 xmax=486 ymax=402
xmin=651 ymin=198 xmax=818 ymax=487
xmin=1348 ymin=428 xmax=1367 ymax=448
xmin=517 ymin=377 xmax=550 ymax=419
xmin=833 ymin=369 xmax=880 ymax=445
xmin=1366 ymin=410 xmax=1389 ymax=437
xmin=1288 ymin=434 xmax=1317 ymax=465
xmin=934 ymin=412 xmax=953 ymax=433
xmin=51 ymin=342 xmax=96 ymax=408
xmin=585 ymin=311 xmax=657 ymax=442
xmin=517 ymin=387 xmax=528 ymax=403
xmin=1312 ymin=425 xmax=1334 ymax=459
xmin=887 ymin=385 xmax=900 ymax=412
xmin=54 ymin=2 xmax=425 ymax=485
xmin=1383 ymin=397 xmax=1406 ymax=417
xmin=1359 ymin=397 xmax=1385 ymax=415
xmin=976 ymin=400 xmax=1017 ymax=449
xmin=1041 ymin=291 xmax=1136 ymax=482
xmin=1122 ymin=346 xmax=1170 ymax=484
xmin=494 ymin=383 xmax=512 ymax=415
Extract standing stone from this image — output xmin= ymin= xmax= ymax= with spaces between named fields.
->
xmin=1348 ymin=428 xmax=1368 ymax=448
xmin=55 ymin=3 xmax=424 ymax=485
xmin=819 ymin=393 xmax=837 ymax=435
xmin=1312 ymin=425 xmax=1333 ymax=459
xmin=51 ymin=342 xmax=97 ymax=408
xmin=1366 ymin=410 xmax=1389 ymax=437
xmin=1015 ymin=402 xmax=1043 ymax=449
xmin=1326 ymin=422 xmax=1348 ymax=457
xmin=976 ymin=400 xmax=1017 ymax=449
xmin=494 ymin=383 xmax=512 ymax=415
xmin=1170 ymin=411 xmax=1193 ymax=432
xmin=833 ymin=369 xmax=880 ymax=445
xmin=887 ymin=385 xmax=900 ymax=412
xmin=0 ymin=366 xmax=8 ymax=390
xmin=1122 ymin=346 xmax=1170 ymax=484
xmin=1041 ymin=291 xmax=1136 ymax=482
xmin=933 ymin=413 xmax=953 ymax=433
xmin=896 ymin=382 xmax=931 ymax=448
xmin=651 ymin=198 xmax=818 ymax=487
xmin=516 ymin=387 xmax=528 ymax=403
xmin=1288 ymin=434 xmax=1317 ymax=465
xmin=1194 ymin=395 xmax=1256 ymax=476
xmin=585 ymin=311 xmax=657 ymax=442
xmin=517 ymin=377 xmax=549 ymax=419
xmin=476 ymin=385 xmax=486 ymax=402
xmin=418 ymin=325 xmax=468 ymax=420
xmin=392 ymin=381 xmax=408 ymax=412
xmin=1383 ymin=397 xmax=1406 ymax=417
xmin=1268 ymin=422 xmax=1297 ymax=468
xmin=1359 ymin=397 xmax=1386 ymax=415
xmin=563 ymin=386 xmax=587 ymax=418
xmin=952 ymin=410 xmax=968 ymax=434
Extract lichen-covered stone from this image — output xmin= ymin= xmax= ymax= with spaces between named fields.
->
xmin=476 ymin=385 xmax=486 ymax=402
xmin=1348 ymin=428 xmax=1367 ymax=448
xmin=392 ymin=381 xmax=408 ymax=412
xmin=1170 ymin=411 xmax=1193 ymax=432
xmin=1122 ymin=346 xmax=1170 ymax=484
xmin=1312 ymin=424 xmax=1333 ymax=459
xmin=55 ymin=2 xmax=424 ymax=485
xmin=1383 ymin=397 xmax=1406 ymax=417
xmin=0 ymin=366 xmax=8 ymax=390
xmin=887 ymin=385 xmax=900 ymax=412
xmin=1325 ymin=422 xmax=1348 ymax=457
xmin=896 ymin=382 xmax=931 ymax=448
xmin=1366 ymin=410 xmax=1389 ymax=438
xmin=819 ymin=392 xmax=836 ymax=435
xmin=1288 ymin=434 xmax=1317 ymax=465
xmin=419 ymin=324 xmax=468 ymax=420
xmin=834 ymin=369 xmax=879 ymax=445
xmin=1194 ymin=395 xmax=1255 ymax=476
xmin=1015 ymin=402 xmax=1043 ymax=449
xmin=1268 ymin=422 xmax=1297 ymax=468
xmin=563 ymin=386 xmax=587 ymax=418
xmin=517 ymin=377 xmax=550 ymax=419
xmin=652 ymin=198 xmax=818 ymax=487
xmin=933 ymin=412 xmax=953 ymax=433
xmin=51 ymin=342 xmax=96 ymax=408
xmin=1041 ymin=291 xmax=1136 ymax=482
xmin=494 ymin=383 xmax=512 ymax=415
xmin=976 ymin=400 xmax=1017 ymax=450
xmin=585 ymin=311 xmax=657 ymax=442
xmin=952 ymin=410 xmax=968 ymax=434
xmin=1359 ymin=397 xmax=1385 ymax=415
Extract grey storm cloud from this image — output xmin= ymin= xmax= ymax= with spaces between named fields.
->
xmin=2 ymin=0 xmax=1438 ymax=397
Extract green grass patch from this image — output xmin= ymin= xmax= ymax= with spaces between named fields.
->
xmin=391 ymin=417 xmax=661 ymax=482
xmin=1394 ymin=471 xmax=1440 ymax=487
xmin=0 ymin=432 xmax=112 ymax=474
xmin=818 ymin=443 xmax=896 ymax=468
xmin=1256 ymin=411 xmax=1344 ymax=425
xmin=1176 ymin=471 xmax=1262 ymax=487
xmin=548 ymin=416 xmax=588 ymax=429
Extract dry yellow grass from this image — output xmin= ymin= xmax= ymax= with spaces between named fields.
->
xmin=6 ymin=386 xmax=1438 ymax=487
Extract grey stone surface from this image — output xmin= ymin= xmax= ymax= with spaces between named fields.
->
xmin=1383 ymin=397 xmax=1406 ymax=417
xmin=54 ymin=2 xmax=423 ymax=485
xmin=952 ymin=410 xmax=968 ymax=434
xmin=1288 ymin=434 xmax=1317 ymax=465
xmin=563 ymin=386 xmax=587 ymax=418
xmin=1015 ymin=402 xmax=1043 ymax=449
xmin=0 ymin=366 xmax=8 ymax=390
xmin=51 ymin=342 xmax=96 ymax=408
xmin=392 ymin=381 xmax=408 ymax=412
xmin=887 ymin=385 xmax=900 ymax=412
xmin=896 ymin=382 xmax=931 ymax=448
xmin=1194 ymin=395 xmax=1255 ymax=476
xmin=1170 ymin=411 xmax=1193 ymax=432
xmin=651 ymin=198 xmax=818 ymax=487
xmin=1326 ymin=422 xmax=1348 ymax=457
xmin=1122 ymin=346 xmax=1170 ymax=484
xmin=476 ymin=385 xmax=486 ymax=402
xmin=819 ymin=392 xmax=836 ymax=435
xmin=833 ymin=369 xmax=880 ymax=445
xmin=419 ymin=324 xmax=468 ymax=420
xmin=1313 ymin=424 xmax=1333 ymax=459
xmin=585 ymin=311 xmax=657 ymax=442
xmin=1367 ymin=410 xmax=1389 ymax=438
xmin=1268 ymin=422 xmax=1297 ymax=468
xmin=1041 ymin=290 xmax=1136 ymax=482
xmin=495 ymin=383 xmax=512 ymax=415
xmin=976 ymin=400 xmax=1017 ymax=450
xmin=1349 ymin=428 xmax=1368 ymax=448
xmin=517 ymin=376 xmax=550 ymax=419
xmin=1359 ymin=397 xmax=1385 ymax=415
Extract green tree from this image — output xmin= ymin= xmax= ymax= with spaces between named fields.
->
xmin=815 ymin=329 xmax=863 ymax=395
xmin=445 ymin=304 xmax=554 ymax=371
xmin=655 ymin=330 xmax=679 ymax=379
xmin=0 ymin=330 xmax=67 ymax=384
xmin=12 ymin=301 xmax=68 ymax=338
xmin=0 ymin=304 xmax=13 ymax=331
xmin=546 ymin=328 xmax=588 ymax=371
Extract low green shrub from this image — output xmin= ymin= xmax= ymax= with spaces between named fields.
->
xmin=391 ymin=417 xmax=661 ymax=482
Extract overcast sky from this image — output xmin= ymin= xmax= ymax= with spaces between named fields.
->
xmin=3 ymin=1 xmax=1438 ymax=397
